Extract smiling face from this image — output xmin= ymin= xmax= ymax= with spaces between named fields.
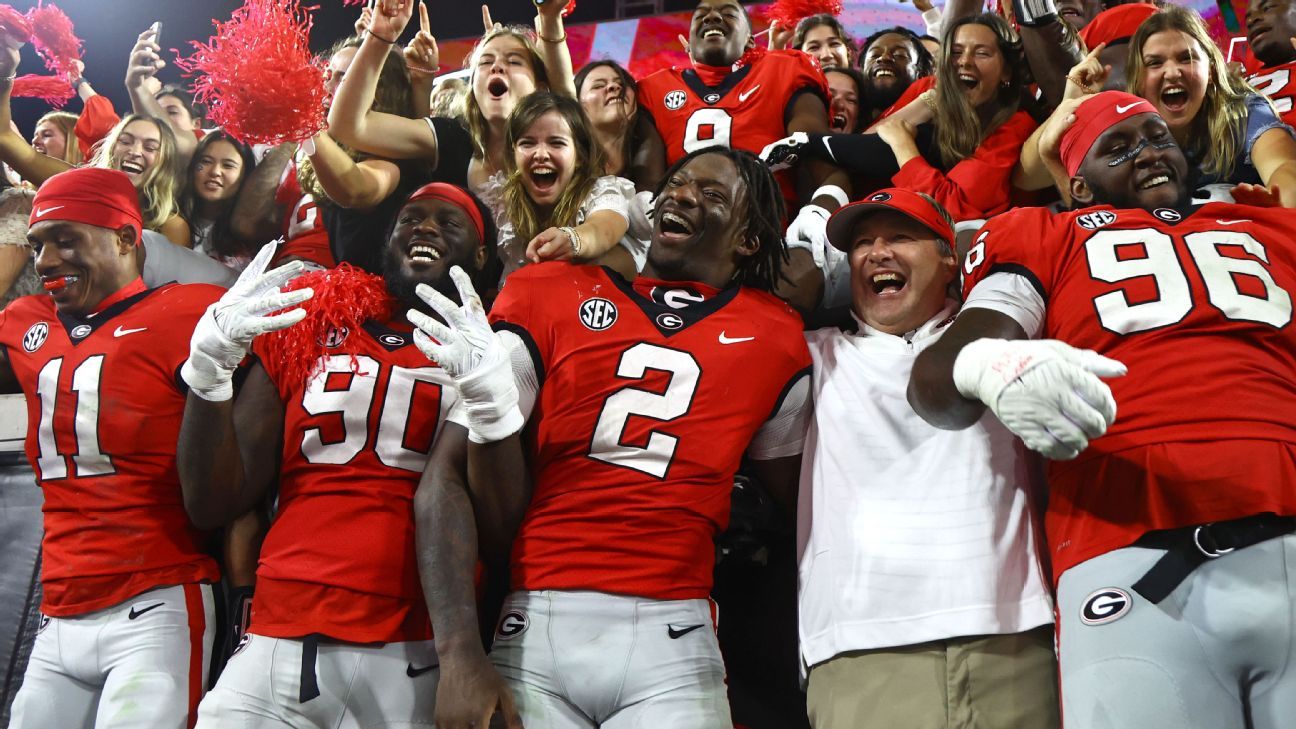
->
xmin=513 ymin=110 xmax=577 ymax=210
xmin=690 ymin=0 xmax=751 ymax=67
xmin=109 ymin=119 xmax=162 ymax=185
xmin=847 ymin=209 xmax=956 ymax=335
xmin=861 ymin=33 xmax=921 ymax=109
xmin=29 ymin=221 xmax=138 ymax=316
xmin=1137 ymin=30 xmax=1210 ymax=134
xmin=579 ymin=64 xmax=636 ymax=131
xmin=800 ymin=23 xmax=851 ymax=69
xmin=472 ymin=35 xmax=540 ymax=123
xmin=1072 ymin=112 xmax=1191 ymax=211
xmin=1247 ymin=0 xmax=1296 ymax=66
xmin=192 ymin=139 xmax=245 ymax=204
xmin=648 ymin=152 xmax=755 ymax=286
xmin=826 ymin=70 xmax=861 ymax=132
xmin=948 ymin=23 xmax=1010 ymax=110
xmin=384 ymin=197 xmax=485 ymax=306
xmin=31 ymin=120 xmax=67 ymax=160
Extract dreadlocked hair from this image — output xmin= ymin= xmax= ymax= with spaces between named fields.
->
xmin=653 ymin=147 xmax=787 ymax=292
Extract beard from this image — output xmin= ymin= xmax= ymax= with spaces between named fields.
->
xmin=863 ymin=76 xmax=908 ymax=113
xmin=381 ymin=247 xmax=463 ymax=316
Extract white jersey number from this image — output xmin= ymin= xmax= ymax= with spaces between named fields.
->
xmin=286 ymin=196 xmax=319 ymax=239
xmin=589 ymin=343 xmax=701 ymax=479
xmin=1086 ymin=228 xmax=1292 ymax=334
xmin=683 ymin=108 xmax=733 ymax=153
xmin=34 ymin=356 xmax=115 ymax=480
xmin=300 ymin=354 xmax=449 ymax=472
xmin=1249 ymin=68 xmax=1293 ymax=114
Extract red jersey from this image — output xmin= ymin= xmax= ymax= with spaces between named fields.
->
xmin=639 ymin=50 xmax=829 ymax=203
xmin=1248 ymin=60 xmax=1296 ymax=128
xmin=489 ymin=264 xmax=811 ymax=600
xmin=0 ymin=285 xmax=223 ymax=616
xmin=963 ymin=203 xmax=1296 ymax=581
xmin=272 ymin=160 xmax=334 ymax=268
xmin=249 ymin=320 xmax=454 ymax=643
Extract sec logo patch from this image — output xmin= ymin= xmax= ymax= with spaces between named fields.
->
xmin=664 ymin=90 xmax=687 ymax=110
xmin=579 ymin=297 xmax=618 ymax=331
xmin=22 ymin=322 xmax=49 ymax=353
xmin=1077 ymin=210 xmax=1117 ymax=230
xmin=1080 ymin=588 xmax=1132 ymax=626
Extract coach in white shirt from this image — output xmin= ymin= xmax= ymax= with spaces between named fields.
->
xmin=798 ymin=188 xmax=1058 ymax=728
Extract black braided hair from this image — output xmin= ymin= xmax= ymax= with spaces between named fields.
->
xmin=654 ymin=147 xmax=787 ymax=293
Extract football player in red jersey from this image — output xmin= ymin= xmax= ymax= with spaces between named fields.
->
xmin=639 ymin=0 xmax=851 ymax=311
xmin=0 ymin=167 xmax=303 ymax=729
xmin=909 ymin=91 xmax=1296 ymax=728
xmin=410 ymin=148 xmax=812 ymax=728
xmin=1246 ymin=0 xmax=1296 ymax=127
xmin=178 ymin=182 xmax=494 ymax=728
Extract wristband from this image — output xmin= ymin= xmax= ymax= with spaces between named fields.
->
xmin=368 ymin=29 xmax=399 ymax=45
xmin=559 ymin=225 xmax=582 ymax=256
xmin=811 ymin=184 xmax=849 ymax=208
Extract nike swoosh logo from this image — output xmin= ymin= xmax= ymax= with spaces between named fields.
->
xmin=405 ymin=662 xmax=438 ymax=677
xmin=1216 ymin=219 xmax=1251 ymax=225
xmin=34 ymin=205 xmax=64 ymax=217
xmin=668 ymin=623 xmax=705 ymax=639
xmin=738 ymin=85 xmax=760 ymax=102
xmin=128 ymin=602 xmax=165 ymax=620
xmin=113 ymin=326 xmax=148 ymax=337
xmin=718 ymin=331 xmax=754 ymax=344
xmin=1115 ymin=102 xmax=1142 ymax=114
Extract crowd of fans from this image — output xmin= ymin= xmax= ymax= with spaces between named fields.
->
xmin=1 ymin=0 xmax=1295 ymax=726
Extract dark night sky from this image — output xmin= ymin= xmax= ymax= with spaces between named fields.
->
xmin=4 ymin=0 xmax=699 ymax=133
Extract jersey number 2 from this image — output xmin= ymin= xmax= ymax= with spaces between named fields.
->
xmin=34 ymin=356 xmax=114 ymax=480
xmin=1086 ymin=229 xmax=1292 ymax=334
xmin=589 ymin=343 xmax=700 ymax=479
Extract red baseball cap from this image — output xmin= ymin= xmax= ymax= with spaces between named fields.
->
xmin=1079 ymin=3 xmax=1158 ymax=49
xmin=29 ymin=167 xmax=143 ymax=243
xmin=826 ymin=188 xmax=956 ymax=252
xmin=1059 ymin=90 xmax=1158 ymax=177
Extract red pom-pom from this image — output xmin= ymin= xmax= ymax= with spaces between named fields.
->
xmin=174 ymin=0 xmax=330 ymax=146
xmin=12 ymin=73 xmax=73 ymax=106
xmin=558 ymin=0 xmax=577 ymax=17
xmin=26 ymin=4 xmax=82 ymax=80
xmin=735 ymin=45 xmax=767 ymax=70
xmin=0 ymin=5 xmax=32 ymax=42
xmin=258 ymin=263 xmax=394 ymax=387
xmin=767 ymin=0 xmax=843 ymax=29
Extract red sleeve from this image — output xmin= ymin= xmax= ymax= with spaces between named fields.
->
xmin=488 ymin=264 xmax=556 ymax=378
xmin=960 ymin=206 xmax=1059 ymax=302
xmin=74 ymin=94 xmax=121 ymax=161
xmin=891 ymin=110 xmax=1037 ymax=220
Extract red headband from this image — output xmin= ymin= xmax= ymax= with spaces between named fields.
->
xmin=30 ymin=167 xmax=143 ymax=243
xmin=405 ymin=182 xmax=487 ymax=248
xmin=1059 ymin=91 xmax=1158 ymax=177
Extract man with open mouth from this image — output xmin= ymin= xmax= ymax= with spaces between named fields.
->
xmin=1245 ymin=0 xmax=1296 ymax=128
xmin=178 ymin=182 xmax=494 ymax=728
xmin=910 ymin=90 xmax=1296 ymax=729
xmin=797 ymin=187 xmax=1058 ymax=728
xmin=409 ymin=148 xmax=813 ymax=728
xmin=0 ymin=167 xmax=252 ymax=728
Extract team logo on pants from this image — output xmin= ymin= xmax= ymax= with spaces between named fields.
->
xmin=496 ymin=610 xmax=529 ymax=640
xmin=1080 ymin=588 xmax=1132 ymax=625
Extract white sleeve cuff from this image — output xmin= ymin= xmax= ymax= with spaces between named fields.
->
xmin=961 ymin=272 xmax=1046 ymax=338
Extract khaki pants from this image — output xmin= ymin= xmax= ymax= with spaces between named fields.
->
xmin=806 ymin=625 xmax=1060 ymax=729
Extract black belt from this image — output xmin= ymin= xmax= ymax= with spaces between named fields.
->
xmin=1131 ymin=513 xmax=1296 ymax=604
xmin=299 ymin=634 xmax=320 ymax=703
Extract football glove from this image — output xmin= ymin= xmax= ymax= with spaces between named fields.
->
xmin=759 ymin=132 xmax=832 ymax=172
xmin=953 ymin=338 xmax=1126 ymax=460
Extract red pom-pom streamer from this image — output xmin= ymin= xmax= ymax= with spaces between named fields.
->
xmin=12 ymin=74 xmax=73 ymax=106
xmin=735 ymin=45 xmax=768 ymax=70
xmin=767 ymin=0 xmax=843 ymax=29
xmin=174 ymin=0 xmax=330 ymax=146
xmin=0 ymin=5 xmax=31 ymax=42
xmin=258 ymin=263 xmax=394 ymax=387
xmin=26 ymin=4 xmax=82 ymax=80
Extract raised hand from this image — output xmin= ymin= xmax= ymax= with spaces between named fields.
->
xmin=0 ymin=28 xmax=23 ymax=80
xmin=404 ymin=1 xmax=439 ymax=79
xmin=371 ymin=0 xmax=416 ymax=43
xmin=1064 ymin=41 xmax=1109 ymax=98
xmin=483 ymin=4 xmax=500 ymax=33
xmin=125 ymin=25 xmax=165 ymax=89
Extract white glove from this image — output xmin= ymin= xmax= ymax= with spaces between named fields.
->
xmin=953 ymin=338 xmax=1127 ymax=460
xmin=182 ymin=243 xmax=314 ymax=401
xmin=785 ymin=203 xmax=831 ymax=254
xmin=406 ymin=266 xmax=524 ymax=444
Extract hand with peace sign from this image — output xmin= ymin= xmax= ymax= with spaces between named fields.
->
xmin=404 ymin=1 xmax=439 ymax=81
xmin=1064 ymin=41 xmax=1110 ymax=100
